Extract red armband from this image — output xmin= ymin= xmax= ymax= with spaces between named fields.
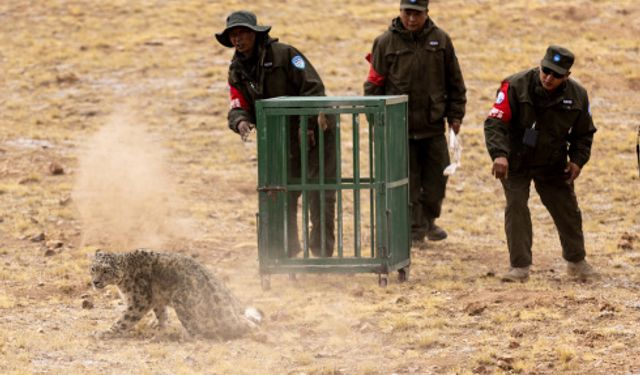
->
xmin=365 ymin=53 xmax=385 ymax=87
xmin=487 ymin=81 xmax=512 ymax=122
xmin=229 ymin=85 xmax=249 ymax=110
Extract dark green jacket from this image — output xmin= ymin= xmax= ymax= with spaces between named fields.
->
xmin=484 ymin=68 xmax=596 ymax=174
xmin=226 ymin=35 xmax=325 ymax=132
xmin=364 ymin=17 xmax=466 ymax=139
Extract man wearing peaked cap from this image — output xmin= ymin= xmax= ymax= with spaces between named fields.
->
xmin=400 ymin=0 xmax=429 ymax=11
xmin=484 ymin=45 xmax=597 ymax=282
xmin=540 ymin=45 xmax=574 ymax=76
xmin=365 ymin=0 xmax=467 ymax=248
xmin=215 ymin=11 xmax=337 ymax=259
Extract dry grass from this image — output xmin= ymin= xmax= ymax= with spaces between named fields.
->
xmin=1 ymin=0 xmax=640 ymax=374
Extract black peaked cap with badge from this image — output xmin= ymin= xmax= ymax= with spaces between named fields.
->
xmin=400 ymin=0 xmax=429 ymax=11
xmin=540 ymin=45 xmax=575 ymax=76
xmin=215 ymin=10 xmax=271 ymax=48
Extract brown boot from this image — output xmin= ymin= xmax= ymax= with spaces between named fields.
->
xmin=426 ymin=219 xmax=447 ymax=241
xmin=501 ymin=266 xmax=530 ymax=282
xmin=567 ymin=259 xmax=597 ymax=280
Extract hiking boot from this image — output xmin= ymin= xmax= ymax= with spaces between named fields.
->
xmin=567 ymin=259 xmax=597 ymax=280
xmin=426 ymin=219 xmax=447 ymax=241
xmin=501 ymin=266 xmax=530 ymax=282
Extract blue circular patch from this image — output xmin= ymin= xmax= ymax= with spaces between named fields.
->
xmin=291 ymin=55 xmax=306 ymax=70
xmin=553 ymin=54 xmax=561 ymax=62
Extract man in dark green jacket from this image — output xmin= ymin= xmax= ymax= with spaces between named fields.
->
xmin=484 ymin=45 xmax=597 ymax=282
xmin=364 ymin=0 xmax=466 ymax=247
xmin=216 ymin=10 xmax=336 ymax=257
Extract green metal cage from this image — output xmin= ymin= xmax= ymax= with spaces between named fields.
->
xmin=255 ymin=96 xmax=410 ymax=288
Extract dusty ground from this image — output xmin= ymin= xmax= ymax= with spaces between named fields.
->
xmin=1 ymin=0 xmax=640 ymax=374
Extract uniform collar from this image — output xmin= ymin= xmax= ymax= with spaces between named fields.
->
xmin=390 ymin=17 xmax=435 ymax=40
xmin=533 ymin=70 xmax=568 ymax=100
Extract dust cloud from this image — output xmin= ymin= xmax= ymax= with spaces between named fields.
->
xmin=73 ymin=109 xmax=192 ymax=251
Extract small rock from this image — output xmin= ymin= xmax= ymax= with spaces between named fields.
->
xmin=46 ymin=240 xmax=64 ymax=249
xmin=82 ymin=299 xmax=94 ymax=309
xmin=508 ymin=341 xmax=520 ymax=349
xmin=600 ymin=302 xmax=616 ymax=312
xmin=56 ymin=72 xmax=79 ymax=84
xmin=37 ymin=282 xmax=45 ymax=287
xmin=49 ymin=162 xmax=65 ymax=175
xmin=472 ymin=365 xmax=489 ymax=374
xmin=464 ymin=302 xmax=487 ymax=316
xmin=395 ymin=296 xmax=410 ymax=304
xmin=618 ymin=232 xmax=638 ymax=251
xmin=82 ymin=110 xmax=98 ymax=117
xmin=510 ymin=327 xmax=525 ymax=338
xmin=30 ymin=233 xmax=46 ymax=242
xmin=43 ymin=249 xmax=56 ymax=257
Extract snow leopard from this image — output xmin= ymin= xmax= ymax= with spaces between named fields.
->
xmin=90 ymin=249 xmax=261 ymax=340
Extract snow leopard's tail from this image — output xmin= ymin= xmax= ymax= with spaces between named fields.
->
xmin=243 ymin=307 xmax=263 ymax=326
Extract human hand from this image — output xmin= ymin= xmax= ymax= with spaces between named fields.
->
xmin=318 ymin=112 xmax=329 ymax=131
xmin=449 ymin=118 xmax=462 ymax=135
xmin=564 ymin=162 xmax=581 ymax=184
xmin=237 ymin=121 xmax=255 ymax=142
xmin=492 ymin=157 xmax=509 ymax=179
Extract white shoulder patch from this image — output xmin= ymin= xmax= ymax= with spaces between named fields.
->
xmin=291 ymin=55 xmax=306 ymax=70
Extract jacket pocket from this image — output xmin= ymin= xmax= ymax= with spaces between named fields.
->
xmin=385 ymin=49 xmax=412 ymax=93
xmin=429 ymin=93 xmax=447 ymax=123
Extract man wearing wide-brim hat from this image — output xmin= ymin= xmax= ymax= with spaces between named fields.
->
xmin=484 ymin=45 xmax=598 ymax=282
xmin=215 ymin=10 xmax=337 ymax=258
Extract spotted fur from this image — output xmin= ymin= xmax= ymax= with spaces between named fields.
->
xmin=91 ymin=249 xmax=257 ymax=340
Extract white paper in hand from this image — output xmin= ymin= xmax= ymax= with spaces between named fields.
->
xmin=443 ymin=128 xmax=462 ymax=176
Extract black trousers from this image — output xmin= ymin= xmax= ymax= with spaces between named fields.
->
xmin=409 ymin=135 xmax=450 ymax=239
xmin=287 ymin=126 xmax=337 ymax=257
xmin=501 ymin=173 xmax=586 ymax=268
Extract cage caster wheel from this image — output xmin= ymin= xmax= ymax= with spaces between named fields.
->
xmin=398 ymin=267 xmax=410 ymax=283
xmin=378 ymin=274 xmax=388 ymax=287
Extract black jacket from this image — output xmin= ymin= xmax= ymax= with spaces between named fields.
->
xmin=484 ymin=67 xmax=596 ymax=174
xmin=364 ymin=17 xmax=466 ymax=139
xmin=226 ymin=35 xmax=325 ymax=132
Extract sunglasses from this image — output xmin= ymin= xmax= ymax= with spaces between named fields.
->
xmin=541 ymin=66 xmax=566 ymax=79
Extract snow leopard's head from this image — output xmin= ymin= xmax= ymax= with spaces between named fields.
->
xmin=91 ymin=250 xmax=124 ymax=289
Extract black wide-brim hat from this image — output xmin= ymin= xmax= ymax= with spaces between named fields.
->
xmin=215 ymin=10 xmax=271 ymax=48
